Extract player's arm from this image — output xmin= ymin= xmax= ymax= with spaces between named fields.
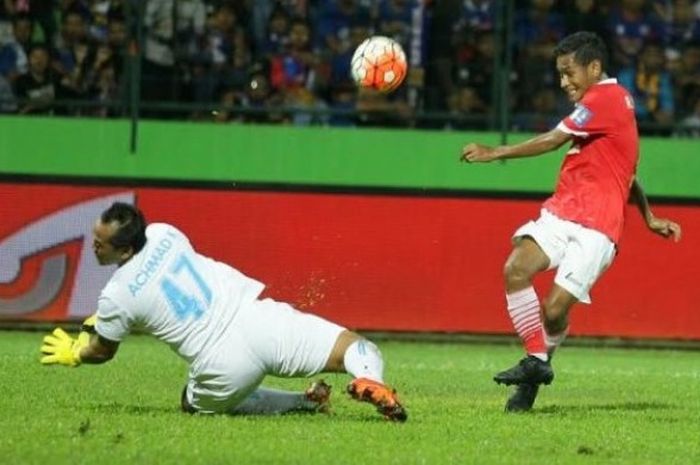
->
xmin=40 ymin=315 xmax=119 ymax=367
xmin=79 ymin=334 xmax=120 ymax=364
xmin=629 ymin=178 xmax=682 ymax=242
xmin=461 ymin=128 xmax=572 ymax=163
xmin=78 ymin=313 xmax=120 ymax=364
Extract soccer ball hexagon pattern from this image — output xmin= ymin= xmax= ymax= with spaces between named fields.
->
xmin=351 ymin=36 xmax=407 ymax=93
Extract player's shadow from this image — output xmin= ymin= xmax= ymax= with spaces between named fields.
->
xmin=89 ymin=402 xmax=176 ymax=415
xmin=535 ymin=401 xmax=676 ymax=415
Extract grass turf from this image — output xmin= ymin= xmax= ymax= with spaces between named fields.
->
xmin=1 ymin=330 xmax=699 ymax=465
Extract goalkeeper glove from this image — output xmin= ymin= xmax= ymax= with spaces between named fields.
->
xmin=40 ymin=327 xmax=88 ymax=367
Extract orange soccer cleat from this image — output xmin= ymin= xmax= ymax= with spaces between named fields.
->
xmin=347 ymin=378 xmax=407 ymax=422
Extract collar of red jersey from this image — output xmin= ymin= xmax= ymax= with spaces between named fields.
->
xmin=595 ymin=78 xmax=618 ymax=85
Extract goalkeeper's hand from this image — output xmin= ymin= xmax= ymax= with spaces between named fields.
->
xmin=40 ymin=327 xmax=88 ymax=367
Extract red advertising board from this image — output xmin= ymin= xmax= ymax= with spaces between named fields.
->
xmin=1 ymin=181 xmax=697 ymax=339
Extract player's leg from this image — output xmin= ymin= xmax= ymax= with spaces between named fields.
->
xmin=503 ymin=237 xmax=551 ymax=359
xmin=541 ymin=284 xmax=578 ymax=352
xmin=180 ymin=310 xmax=330 ymax=416
xmin=507 ymin=222 xmax=615 ymax=412
xmin=182 ymin=380 xmax=329 ymax=416
xmin=247 ymin=298 xmax=407 ymax=421
xmin=323 ymin=330 xmax=407 ymax=422
xmin=505 ymin=286 xmax=577 ymax=413
xmin=494 ymin=236 xmax=557 ymax=386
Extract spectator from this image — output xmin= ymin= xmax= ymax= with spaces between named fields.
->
xmin=0 ymin=14 xmax=33 ymax=83
xmin=316 ymin=0 xmax=372 ymax=56
xmin=453 ymin=30 xmax=495 ymax=109
xmin=240 ymin=68 xmax=288 ymax=124
xmin=0 ymin=0 xmax=15 ymax=45
xmin=664 ymin=0 xmax=700 ymax=45
xmin=425 ymin=0 xmax=461 ymax=113
xmin=618 ymin=41 xmax=675 ymax=132
xmin=515 ymin=0 xmax=566 ymax=109
xmin=191 ymin=4 xmax=246 ymax=107
xmin=250 ymin=0 xmax=309 ymax=54
xmin=377 ymin=0 xmax=413 ymax=51
xmin=141 ymin=0 xmax=206 ymax=116
xmin=52 ymin=10 xmax=94 ymax=100
xmin=675 ymin=93 xmax=700 ymax=136
xmin=85 ymin=51 xmax=119 ymax=116
xmin=103 ymin=15 xmax=126 ymax=81
xmin=669 ymin=40 xmax=700 ymax=114
xmin=512 ymin=87 xmax=561 ymax=132
xmin=13 ymin=44 xmax=66 ymax=114
xmin=515 ymin=0 xmax=565 ymax=47
xmin=261 ymin=6 xmax=290 ymax=56
xmin=459 ymin=0 xmax=495 ymax=33
xmin=446 ymin=85 xmax=487 ymax=130
xmin=563 ymin=0 xmax=610 ymax=44
xmin=607 ymin=0 xmax=663 ymax=71
xmin=25 ymin=0 xmax=58 ymax=46
xmin=269 ymin=18 xmax=318 ymax=92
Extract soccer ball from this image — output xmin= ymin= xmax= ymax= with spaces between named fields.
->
xmin=351 ymin=36 xmax=407 ymax=93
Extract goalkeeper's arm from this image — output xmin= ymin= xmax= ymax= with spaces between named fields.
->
xmin=80 ymin=333 xmax=120 ymax=364
xmin=79 ymin=314 xmax=120 ymax=364
xmin=41 ymin=315 xmax=119 ymax=367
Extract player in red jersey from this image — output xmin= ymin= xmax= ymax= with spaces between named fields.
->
xmin=461 ymin=31 xmax=682 ymax=412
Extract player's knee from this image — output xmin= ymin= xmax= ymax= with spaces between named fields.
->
xmin=503 ymin=258 xmax=532 ymax=288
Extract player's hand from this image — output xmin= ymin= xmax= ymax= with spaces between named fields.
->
xmin=40 ymin=328 xmax=86 ymax=367
xmin=647 ymin=216 xmax=682 ymax=242
xmin=460 ymin=143 xmax=500 ymax=163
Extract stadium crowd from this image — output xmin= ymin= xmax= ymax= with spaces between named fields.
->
xmin=0 ymin=0 xmax=698 ymax=135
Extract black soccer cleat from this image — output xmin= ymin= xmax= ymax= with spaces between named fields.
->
xmin=493 ymin=355 xmax=554 ymax=386
xmin=505 ymin=383 xmax=540 ymax=413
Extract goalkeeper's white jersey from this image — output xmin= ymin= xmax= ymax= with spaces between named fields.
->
xmin=95 ymin=223 xmax=265 ymax=364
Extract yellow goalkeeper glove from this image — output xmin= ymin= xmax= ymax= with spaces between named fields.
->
xmin=40 ymin=327 xmax=87 ymax=367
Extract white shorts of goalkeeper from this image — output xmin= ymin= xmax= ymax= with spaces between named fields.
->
xmin=182 ymin=297 xmax=345 ymax=414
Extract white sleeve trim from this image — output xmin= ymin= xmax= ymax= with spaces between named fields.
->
xmin=556 ymin=121 xmax=589 ymax=138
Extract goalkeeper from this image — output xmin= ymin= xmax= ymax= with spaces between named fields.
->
xmin=40 ymin=202 xmax=406 ymax=422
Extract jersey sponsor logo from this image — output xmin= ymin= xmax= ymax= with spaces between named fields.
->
xmin=0 ymin=192 xmax=135 ymax=318
xmin=569 ymin=105 xmax=593 ymax=127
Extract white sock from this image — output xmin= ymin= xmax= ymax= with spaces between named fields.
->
xmin=230 ymin=387 xmax=316 ymax=415
xmin=343 ymin=339 xmax=384 ymax=383
xmin=506 ymin=286 xmax=548 ymax=361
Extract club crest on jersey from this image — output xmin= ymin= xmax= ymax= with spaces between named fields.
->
xmin=570 ymin=105 xmax=593 ymax=127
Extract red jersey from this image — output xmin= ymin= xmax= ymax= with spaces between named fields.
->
xmin=543 ymin=78 xmax=639 ymax=244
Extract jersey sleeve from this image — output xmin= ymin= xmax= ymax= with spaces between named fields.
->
xmin=556 ymin=90 xmax=613 ymax=138
xmin=95 ymin=294 xmax=132 ymax=342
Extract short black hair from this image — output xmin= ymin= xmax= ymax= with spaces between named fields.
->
xmin=100 ymin=202 xmax=147 ymax=254
xmin=554 ymin=31 xmax=608 ymax=72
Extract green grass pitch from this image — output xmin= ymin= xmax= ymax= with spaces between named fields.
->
xmin=1 ymin=330 xmax=699 ymax=465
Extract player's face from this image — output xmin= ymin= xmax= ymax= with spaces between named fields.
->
xmin=556 ymin=53 xmax=600 ymax=103
xmin=92 ymin=220 xmax=128 ymax=266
